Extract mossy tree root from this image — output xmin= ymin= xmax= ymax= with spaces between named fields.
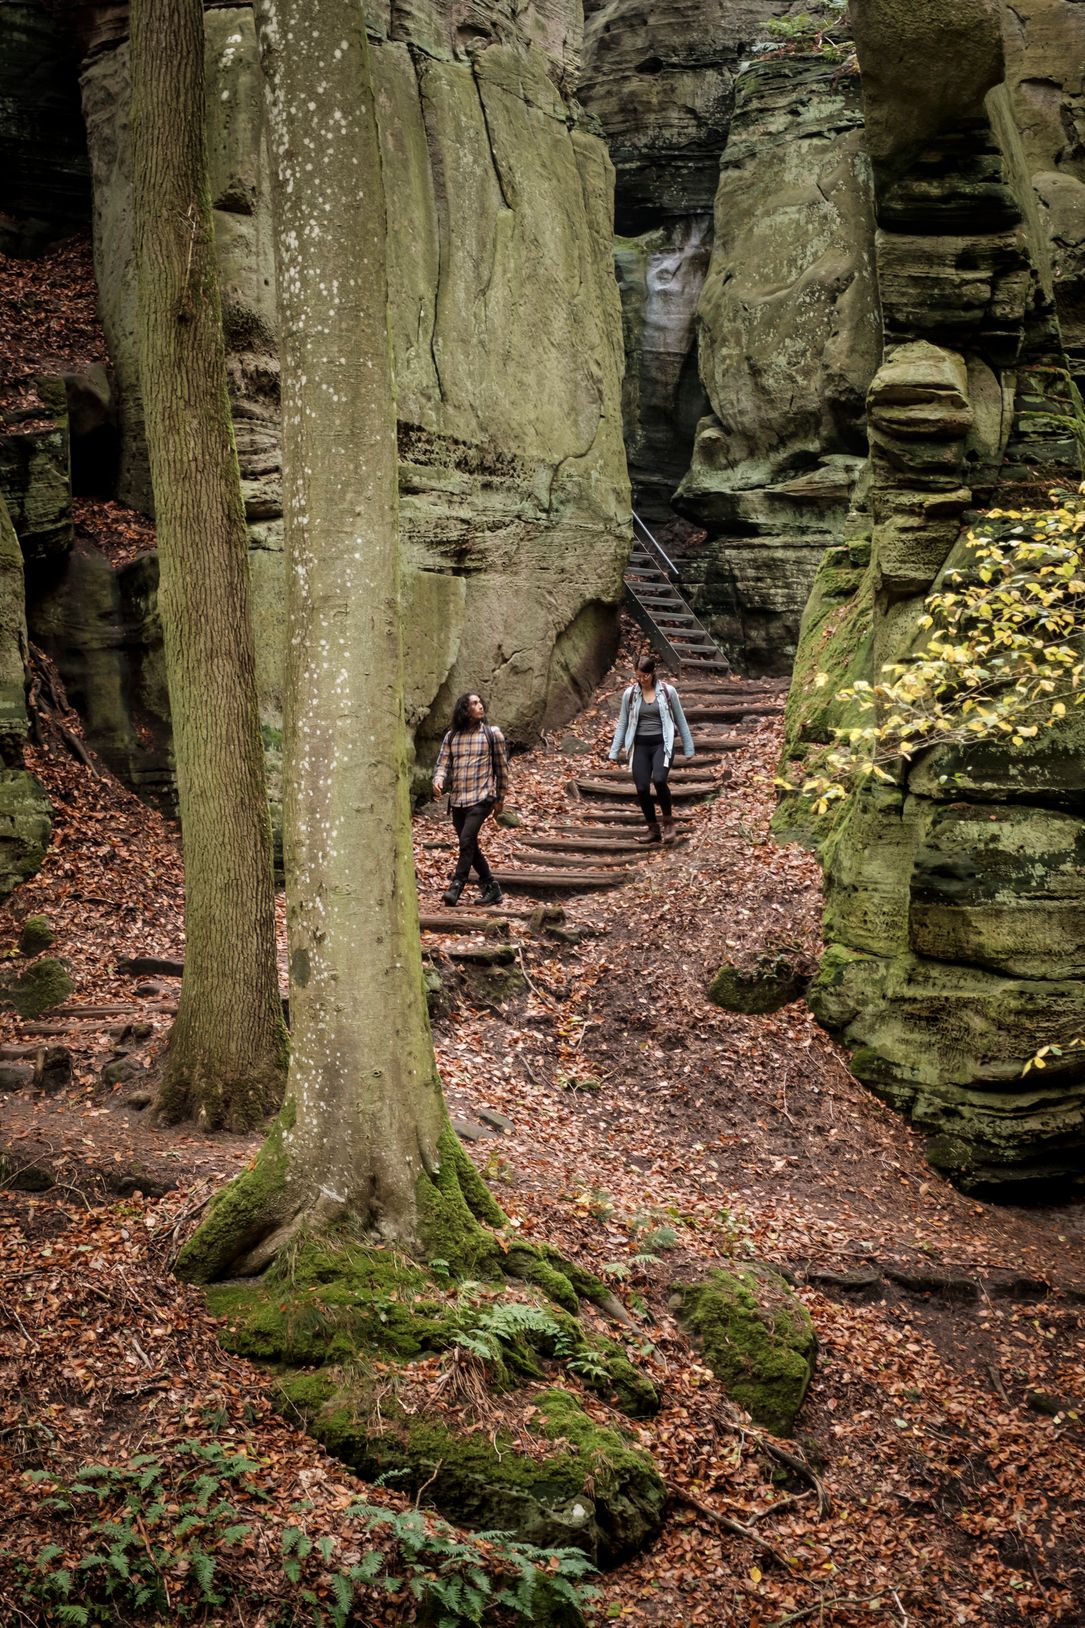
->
xmin=156 ymin=1041 xmax=288 ymax=1135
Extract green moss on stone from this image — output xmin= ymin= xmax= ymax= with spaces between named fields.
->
xmin=17 ymin=914 xmax=54 ymax=955
xmin=0 ymin=954 xmax=73 ymax=1018
xmin=707 ymin=959 xmax=806 ymax=1015
xmin=774 ymin=552 xmax=875 ymax=851
xmin=673 ymin=1264 xmax=816 ymax=1437
xmin=284 ymin=1375 xmax=664 ymax=1565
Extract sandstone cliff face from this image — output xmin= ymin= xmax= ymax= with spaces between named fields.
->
xmin=583 ymin=0 xmax=1084 ymax=678
xmin=791 ymin=0 xmax=1085 ymax=1188
xmin=5 ymin=0 xmax=628 ymax=795
xmin=581 ymin=7 xmax=881 ymax=672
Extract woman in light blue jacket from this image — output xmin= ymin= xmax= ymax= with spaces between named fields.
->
xmin=608 ymin=652 xmax=695 ymax=844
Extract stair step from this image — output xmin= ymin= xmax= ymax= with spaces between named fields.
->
xmin=492 ymin=868 xmax=626 ymax=891
xmin=511 ymin=848 xmax=639 ymax=870
xmin=519 ymin=834 xmax=662 ymax=855
xmin=685 ymin=705 xmax=781 ymax=723
xmin=573 ymin=777 xmax=720 ymax=800
xmin=549 ymin=814 xmax=693 ymax=830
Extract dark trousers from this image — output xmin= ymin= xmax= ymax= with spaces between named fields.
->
xmin=451 ymin=799 xmax=495 ymax=885
xmin=632 ymin=740 xmax=672 ymax=824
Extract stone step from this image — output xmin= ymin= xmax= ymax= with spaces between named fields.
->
xmin=681 ymin=685 xmax=785 ymax=701
xmin=573 ymin=777 xmax=720 ymax=800
xmin=492 ymin=868 xmax=626 ymax=891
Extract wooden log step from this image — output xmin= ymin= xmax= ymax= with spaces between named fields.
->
xmin=419 ymin=913 xmax=509 ymax=937
xmin=510 ymin=848 xmax=639 ymax=869
xmin=547 ymin=817 xmax=692 ymax=833
xmin=556 ymin=807 xmax=692 ymax=823
xmin=491 ymin=868 xmax=626 ymax=891
xmin=579 ymin=764 xmax=723 ymax=785
xmin=519 ymin=834 xmax=673 ymax=855
xmin=573 ymin=778 xmax=720 ymax=800
xmin=684 ymin=705 xmax=783 ymax=723
xmin=446 ymin=943 xmax=517 ymax=966
xmin=49 ymin=1004 xmax=177 ymax=1018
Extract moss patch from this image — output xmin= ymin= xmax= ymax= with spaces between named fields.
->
xmin=0 ymin=954 xmax=73 ymax=1018
xmin=672 ymin=1263 xmax=816 ymax=1437
xmin=282 ymin=1376 xmax=665 ymax=1566
xmin=17 ymin=914 xmax=54 ymax=955
xmin=707 ymin=955 xmax=808 ymax=1015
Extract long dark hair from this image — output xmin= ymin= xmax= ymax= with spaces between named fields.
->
xmin=634 ymin=652 xmax=658 ymax=678
xmin=450 ymin=692 xmax=485 ymax=732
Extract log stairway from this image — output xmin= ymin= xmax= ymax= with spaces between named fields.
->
xmin=488 ymin=672 xmax=787 ymax=897
xmin=623 ymin=511 xmax=730 ymax=678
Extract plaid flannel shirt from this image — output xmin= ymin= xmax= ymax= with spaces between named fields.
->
xmin=433 ymin=724 xmax=509 ymax=807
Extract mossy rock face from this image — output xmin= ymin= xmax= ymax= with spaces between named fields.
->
xmin=672 ymin=1264 xmax=816 ymax=1437
xmin=18 ymin=914 xmax=55 ymax=955
xmin=0 ymin=769 xmax=52 ymax=899
xmin=707 ymin=958 xmax=807 ymax=1015
xmin=283 ymin=1378 xmax=665 ymax=1567
xmin=0 ymin=955 xmax=73 ymax=1019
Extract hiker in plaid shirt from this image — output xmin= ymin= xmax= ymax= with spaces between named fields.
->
xmin=432 ymin=692 xmax=509 ymax=907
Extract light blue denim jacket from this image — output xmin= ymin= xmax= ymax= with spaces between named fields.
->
xmin=608 ymin=681 xmax=695 ymax=770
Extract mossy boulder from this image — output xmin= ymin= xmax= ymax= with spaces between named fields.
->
xmin=672 ymin=1263 xmax=816 ymax=1437
xmin=0 ymin=955 xmax=73 ymax=1019
xmin=283 ymin=1377 xmax=665 ymax=1567
xmin=707 ymin=954 xmax=808 ymax=1015
xmin=18 ymin=914 xmax=54 ymax=955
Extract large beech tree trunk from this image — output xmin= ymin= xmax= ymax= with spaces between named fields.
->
xmin=177 ymin=0 xmax=495 ymax=1282
xmin=130 ymin=0 xmax=287 ymax=1130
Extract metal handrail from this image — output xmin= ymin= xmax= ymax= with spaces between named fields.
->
xmin=631 ymin=510 xmax=678 ymax=580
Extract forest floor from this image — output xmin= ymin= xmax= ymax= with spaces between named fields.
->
xmin=1 ymin=634 xmax=1084 ymax=1628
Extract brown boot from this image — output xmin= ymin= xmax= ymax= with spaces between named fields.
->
xmin=637 ymin=823 xmax=662 ymax=844
xmin=660 ymin=817 xmax=676 ymax=844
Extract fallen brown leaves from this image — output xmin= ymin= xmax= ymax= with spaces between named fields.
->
xmin=1 ymin=631 xmax=1084 ymax=1625
xmin=0 ymin=234 xmax=106 ymax=419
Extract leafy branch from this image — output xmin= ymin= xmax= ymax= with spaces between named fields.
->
xmin=779 ymin=487 xmax=1085 ymax=813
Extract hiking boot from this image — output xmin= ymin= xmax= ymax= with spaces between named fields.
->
xmin=478 ymin=880 xmax=503 ymax=907
xmin=636 ymin=823 xmax=662 ymax=844
xmin=660 ymin=817 xmax=676 ymax=844
xmin=442 ymin=879 xmax=465 ymax=907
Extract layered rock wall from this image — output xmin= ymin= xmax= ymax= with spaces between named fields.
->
xmin=795 ymin=0 xmax=1085 ymax=1187
xmin=4 ymin=0 xmax=629 ymax=802
xmin=583 ymin=0 xmax=1085 ymax=675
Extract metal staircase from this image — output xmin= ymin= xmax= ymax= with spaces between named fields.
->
xmin=623 ymin=512 xmax=730 ymax=675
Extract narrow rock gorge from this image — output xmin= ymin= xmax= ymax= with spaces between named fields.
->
xmin=3 ymin=0 xmax=1085 ymax=1188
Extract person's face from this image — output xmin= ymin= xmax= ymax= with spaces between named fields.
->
xmin=635 ymin=667 xmax=653 ymax=690
xmin=468 ymin=694 xmax=486 ymax=721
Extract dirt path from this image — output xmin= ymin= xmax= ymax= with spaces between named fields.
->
xmin=2 ymin=649 xmax=1084 ymax=1626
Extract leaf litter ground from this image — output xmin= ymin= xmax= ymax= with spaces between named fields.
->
xmin=1 ymin=640 xmax=1084 ymax=1627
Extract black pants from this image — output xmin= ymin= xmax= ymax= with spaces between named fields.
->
xmin=451 ymin=800 xmax=495 ymax=885
xmin=632 ymin=740 xmax=672 ymax=824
